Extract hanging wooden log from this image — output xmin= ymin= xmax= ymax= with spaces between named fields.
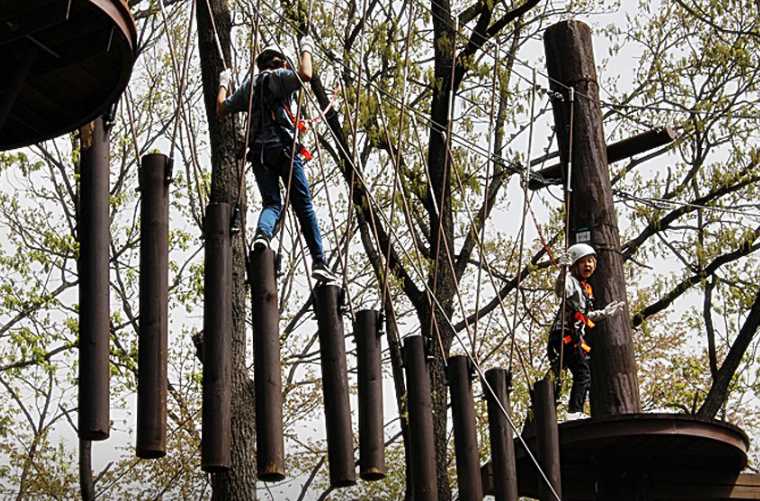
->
xmin=355 ymin=308 xmax=385 ymax=480
xmin=533 ymin=377 xmax=562 ymax=501
xmin=201 ymin=202 xmax=232 ymax=472
xmin=313 ymin=283 xmax=356 ymax=487
xmin=78 ymin=117 xmax=111 ymax=441
xmin=403 ymin=335 xmax=438 ymax=500
xmin=484 ymin=368 xmax=518 ymax=501
xmin=448 ymin=355 xmax=483 ymax=500
xmin=248 ymin=247 xmax=285 ymax=481
xmin=136 ymin=153 xmax=171 ymax=458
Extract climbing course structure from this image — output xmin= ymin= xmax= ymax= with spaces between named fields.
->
xmin=0 ymin=0 xmax=137 ymax=150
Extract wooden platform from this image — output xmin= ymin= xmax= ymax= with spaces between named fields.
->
xmin=0 ymin=0 xmax=136 ymax=150
xmin=482 ymin=413 xmax=758 ymax=500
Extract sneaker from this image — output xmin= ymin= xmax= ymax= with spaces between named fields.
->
xmin=253 ymin=232 xmax=270 ymax=250
xmin=312 ymin=260 xmax=337 ymax=282
xmin=565 ymin=411 xmax=587 ymax=421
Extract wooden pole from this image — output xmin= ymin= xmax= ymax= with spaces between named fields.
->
xmin=78 ymin=117 xmax=110 ymax=441
xmin=202 ymin=202 xmax=232 ymax=471
xmin=544 ymin=20 xmax=641 ymax=416
xmin=484 ymin=368 xmax=518 ymax=501
xmin=313 ymin=284 xmax=356 ymax=487
xmin=533 ymin=378 xmax=562 ymax=501
xmin=248 ymin=248 xmax=285 ymax=481
xmin=355 ymin=309 xmax=385 ymax=481
xmin=403 ymin=335 xmax=438 ymax=500
xmin=448 ymin=355 xmax=483 ymax=500
xmin=136 ymin=153 xmax=170 ymax=458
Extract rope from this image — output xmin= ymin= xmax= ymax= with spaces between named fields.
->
xmin=473 ymin=42 xmax=499 ymax=351
xmin=426 ymin=17 xmax=460 ymax=366
xmin=557 ymin=87 xmax=575 ymax=391
xmin=341 ymin=0 xmax=367 ymax=289
xmin=202 ymin=0 xmax=228 ymax=69
xmin=239 ymin=9 xmax=563 ymax=497
xmin=508 ymin=68 xmax=537 ymax=375
xmin=379 ymin=3 xmax=415 ymax=321
xmin=311 ymin=126 xmax=356 ymax=319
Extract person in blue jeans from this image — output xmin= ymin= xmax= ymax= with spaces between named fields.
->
xmin=215 ymin=36 xmax=335 ymax=282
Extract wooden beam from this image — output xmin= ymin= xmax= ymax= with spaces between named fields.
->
xmin=528 ymin=127 xmax=677 ymax=190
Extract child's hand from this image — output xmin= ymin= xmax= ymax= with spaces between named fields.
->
xmin=603 ymin=300 xmax=625 ymax=317
xmin=556 ymin=250 xmax=571 ymax=267
xmin=588 ymin=300 xmax=625 ymax=321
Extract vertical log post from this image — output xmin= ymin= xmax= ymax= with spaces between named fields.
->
xmin=484 ymin=368 xmax=518 ymax=501
xmin=78 ymin=117 xmax=111 ymax=441
xmin=448 ymin=355 xmax=484 ymax=500
xmin=544 ymin=20 xmax=640 ymax=417
xmin=355 ymin=309 xmax=385 ymax=481
xmin=202 ymin=202 xmax=232 ymax=471
xmin=533 ymin=378 xmax=562 ymax=501
xmin=136 ymin=153 xmax=171 ymax=458
xmin=402 ymin=335 xmax=438 ymax=500
xmin=248 ymin=247 xmax=285 ymax=481
xmin=313 ymin=284 xmax=356 ymax=487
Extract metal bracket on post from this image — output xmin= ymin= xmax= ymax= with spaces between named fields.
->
xmin=230 ymin=205 xmax=241 ymax=236
xmin=423 ymin=335 xmax=435 ymax=362
xmin=275 ymin=252 xmax=283 ymax=278
xmin=165 ymin=156 xmax=174 ymax=184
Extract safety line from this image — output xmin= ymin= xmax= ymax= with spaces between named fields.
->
xmin=508 ymin=68 xmax=537 ymax=375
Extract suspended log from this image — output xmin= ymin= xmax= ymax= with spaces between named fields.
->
xmin=403 ymin=335 xmax=438 ymax=500
xmin=448 ymin=355 xmax=484 ymax=500
xmin=136 ymin=153 xmax=170 ymax=459
xmin=248 ymin=247 xmax=285 ymax=481
xmin=484 ymin=368 xmax=518 ymax=501
xmin=533 ymin=377 xmax=562 ymax=501
xmin=313 ymin=284 xmax=356 ymax=487
xmin=78 ymin=117 xmax=110 ymax=441
xmin=201 ymin=202 xmax=232 ymax=472
xmin=355 ymin=309 xmax=385 ymax=481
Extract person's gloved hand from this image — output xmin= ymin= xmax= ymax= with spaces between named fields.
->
xmin=218 ymin=69 xmax=232 ymax=90
xmin=299 ymin=35 xmax=315 ymax=55
xmin=587 ymin=300 xmax=625 ymax=321
xmin=555 ymin=249 xmax=572 ymax=267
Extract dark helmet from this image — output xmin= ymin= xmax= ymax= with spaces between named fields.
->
xmin=255 ymin=46 xmax=287 ymax=70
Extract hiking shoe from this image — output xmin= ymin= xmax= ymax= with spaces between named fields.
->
xmin=312 ymin=260 xmax=337 ymax=282
xmin=253 ymin=232 xmax=270 ymax=250
xmin=565 ymin=411 xmax=587 ymax=421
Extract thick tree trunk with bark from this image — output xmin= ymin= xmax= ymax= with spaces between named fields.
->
xmin=699 ymin=287 xmax=760 ymax=418
xmin=195 ymin=1 xmax=257 ymax=498
xmin=544 ymin=20 xmax=641 ymax=417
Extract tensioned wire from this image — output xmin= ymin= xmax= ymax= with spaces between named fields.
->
xmin=306 ymin=1 xmax=760 ymax=223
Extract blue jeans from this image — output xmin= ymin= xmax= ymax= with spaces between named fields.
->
xmin=251 ymin=143 xmax=325 ymax=262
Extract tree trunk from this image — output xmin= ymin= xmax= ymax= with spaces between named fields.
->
xmin=195 ymin=1 xmax=257 ymax=498
xmin=698 ymin=287 xmax=760 ymax=418
xmin=544 ymin=20 xmax=641 ymax=417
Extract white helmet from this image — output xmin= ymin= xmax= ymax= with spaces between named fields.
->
xmin=568 ymin=243 xmax=596 ymax=266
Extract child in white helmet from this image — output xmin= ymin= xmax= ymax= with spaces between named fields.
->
xmin=548 ymin=243 xmax=625 ymax=420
